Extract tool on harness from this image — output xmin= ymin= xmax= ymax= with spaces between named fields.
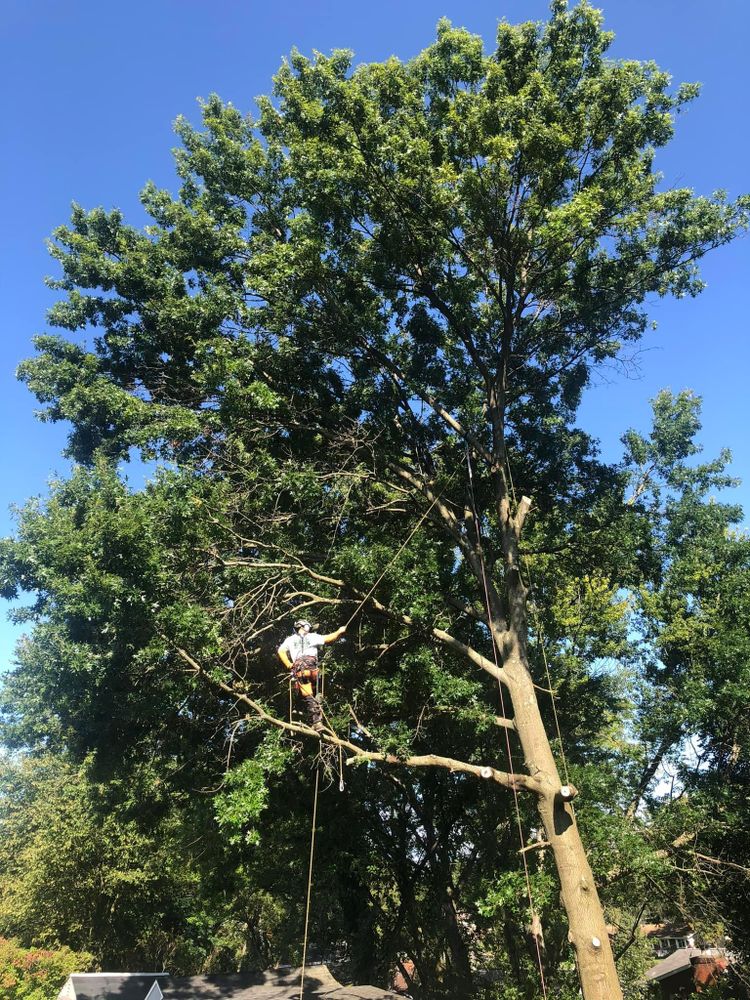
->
xmin=291 ymin=655 xmax=325 ymax=730
xmin=291 ymin=654 xmax=319 ymax=690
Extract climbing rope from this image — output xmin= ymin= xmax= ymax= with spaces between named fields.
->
xmin=503 ymin=455 xmax=571 ymax=788
xmin=315 ymin=489 xmax=444 ymax=706
xmin=343 ymin=492 xmax=443 ymax=630
xmin=296 ymin=709 xmax=347 ymax=997
xmin=294 ymin=487 xmax=447 ymax=993
xmin=465 ymin=445 xmax=549 ymax=998
xmin=295 ymin=470 xmax=475 ymax=996
xmin=299 ymin=764 xmax=321 ymax=1000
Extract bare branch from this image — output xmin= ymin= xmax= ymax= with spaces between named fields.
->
xmin=345 ymin=748 xmax=538 ymax=793
xmin=519 ymin=839 xmax=550 ymax=854
xmin=692 ymin=853 xmax=750 ymax=874
xmin=516 ymin=495 xmax=533 ymax=535
xmin=173 ymin=647 xmax=537 ymax=794
xmin=432 ymin=628 xmax=508 ymax=686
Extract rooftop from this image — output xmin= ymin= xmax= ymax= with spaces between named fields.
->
xmin=645 ymin=947 xmax=727 ymax=984
xmin=645 ymin=947 xmax=702 ymax=982
xmin=59 ymin=967 xmax=401 ymax=1000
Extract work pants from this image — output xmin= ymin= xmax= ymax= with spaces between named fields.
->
xmin=292 ymin=656 xmax=321 ymax=726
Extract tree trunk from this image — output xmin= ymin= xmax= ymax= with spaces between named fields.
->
xmin=504 ymin=644 xmax=623 ymax=1000
xmin=441 ymin=885 xmax=473 ymax=996
xmin=476 ymin=475 xmax=625 ymax=1000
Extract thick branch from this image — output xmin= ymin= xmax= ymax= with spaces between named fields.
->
xmin=345 ymin=748 xmax=537 ymax=793
xmin=173 ymin=647 xmax=536 ymax=794
xmin=432 ymin=628 xmax=508 ymax=686
xmin=516 ymin=495 xmax=533 ymax=535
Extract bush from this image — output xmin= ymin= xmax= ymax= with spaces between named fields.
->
xmin=0 ymin=937 xmax=94 ymax=1000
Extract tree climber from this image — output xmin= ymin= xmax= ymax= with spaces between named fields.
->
xmin=277 ymin=619 xmax=347 ymax=732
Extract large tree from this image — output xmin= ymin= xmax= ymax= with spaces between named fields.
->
xmin=2 ymin=3 xmax=748 ymax=997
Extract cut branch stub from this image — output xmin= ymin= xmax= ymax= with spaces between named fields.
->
xmin=516 ymin=495 xmax=533 ymax=534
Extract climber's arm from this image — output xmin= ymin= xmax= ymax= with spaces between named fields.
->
xmin=277 ymin=643 xmax=294 ymax=670
xmin=321 ymin=625 xmax=347 ymax=645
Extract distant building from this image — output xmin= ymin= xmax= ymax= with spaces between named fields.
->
xmin=645 ymin=947 xmax=731 ymax=998
xmin=640 ymin=924 xmax=696 ymax=959
xmin=57 ymin=966 xmax=400 ymax=1000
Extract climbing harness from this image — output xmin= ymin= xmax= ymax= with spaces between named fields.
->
xmin=291 ymin=655 xmax=319 ymax=689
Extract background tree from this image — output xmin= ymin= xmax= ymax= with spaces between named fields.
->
xmin=620 ymin=392 xmax=750 ymax=973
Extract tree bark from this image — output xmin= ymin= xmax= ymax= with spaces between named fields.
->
xmin=498 ymin=577 xmax=624 ymax=999
xmin=441 ymin=886 xmax=473 ymax=997
xmin=464 ymin=406 xmax=625 ymax=1000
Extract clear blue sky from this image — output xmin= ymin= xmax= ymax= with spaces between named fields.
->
xmin=1 ymin=0 xmax=748 ymax=671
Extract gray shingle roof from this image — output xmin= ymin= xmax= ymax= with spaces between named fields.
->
xmin=61 ymin=967 xmax=401 ymax=1000
xmin=63 ymin=975 xmax=170 ymax=1000
xmin=645 ymin=947 xmax=701 ymax=981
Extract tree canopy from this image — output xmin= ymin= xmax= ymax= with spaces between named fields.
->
xmin=2 ymin=3 xmax=749 ymax=998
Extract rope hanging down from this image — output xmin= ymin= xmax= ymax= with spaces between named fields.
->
xmin=465 ymin=444 xmax=549 ymax=999
xmin=503 ymin=454 xmax=570 ymax=788
xmin=299 ymin=764 xmax=321 ymax=1000
xmin=296 ymin=488 xmax=446 ymax=994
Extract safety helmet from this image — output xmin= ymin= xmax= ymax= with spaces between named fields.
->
xmin=294 ymin=619 xmax=312 ymax=631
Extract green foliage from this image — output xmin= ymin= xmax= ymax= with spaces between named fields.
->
xmin=215 ymin=732 xmax=293 ymax=845
xmin=0 ymin=754 xmax=197 ymax=969
xmin=0 ymin=751 xmax=294 ymax=974
xmin=0 ymin=937 xmax=93 ymax=1000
